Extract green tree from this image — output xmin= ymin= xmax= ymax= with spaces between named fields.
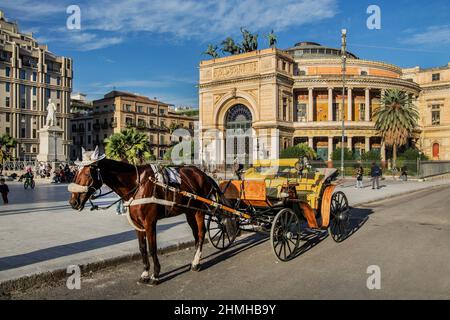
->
xmin=104 ymin=128 xmax=152 ymax=164
xmin=373 ymin=89 xmax=419 ymax=168
xmin=164 ymin=140 xmax=195 ymax=162
xmin=398 ymin=147 xmax=428 ymax=161
xmin=0 ymin=134 xmax=18 ymax=162
xmin=331 ymin=147 xmax=354 ymax=161
xmin=361 ymin=150 xmax=381 ymax=161
xmin=280 ymin=143 xmax=317 ymax=159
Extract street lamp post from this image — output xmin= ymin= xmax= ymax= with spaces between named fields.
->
xmin=340 ymin=29 xmax=347 ymax=179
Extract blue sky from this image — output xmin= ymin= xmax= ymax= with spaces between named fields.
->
xmin=1 ymin=0 xmax=449 ymax=107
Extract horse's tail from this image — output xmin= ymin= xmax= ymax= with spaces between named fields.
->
xmin=206 ymin=174 xmax=233 ymax=208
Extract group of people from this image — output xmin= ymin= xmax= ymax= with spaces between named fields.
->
xmin=355 ymin=162 xmax=383 ymax=190
xmin=51 ymin=164 xmax=77 ymax=184
xmin=355 ymin=163 xmax=409 ymax=189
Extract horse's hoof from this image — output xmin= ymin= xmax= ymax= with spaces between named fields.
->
xmin=149 ymin=278 xmax=160 ymax=286
xmin=137 ymin=277 xmax=150 ymax=285
xmin=191 ymin=264 xmax=201 ymax=272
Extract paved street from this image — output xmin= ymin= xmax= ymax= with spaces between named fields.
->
xmin=4 ymin=183 xmax=450 ymax=299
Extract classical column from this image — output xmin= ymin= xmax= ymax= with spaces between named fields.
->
xmin=328 ymin=87 xmax=333 ymax=121
xmin=347 ymin=136 xmax=353 ymax=151
xmin=365 ymin=88 xmax=371 ymax=121
xmin=308 ymin=88 xmax=314 ymax=122
xmin=328 ymin=136 xmax=333 ymax=161
xmin=308 ymin=137 xmax=314 ymax=149
xmin=347 ymin=87 xmax=353 ymax=121
xmin=365 ymin=136 xmax=370 ymax=152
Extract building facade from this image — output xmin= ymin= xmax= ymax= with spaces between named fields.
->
xmin=0 ymin=10 xmax=73 ymax=160
xmin=70 ymin=93 xmax=94 ymax=161
xmin=402 ymin=64 xmax=450 ymax=160
xmin=199 ymin=42 xmax=432 ymax=165
xmin=91 ymin=90 xmax=196 ymax=160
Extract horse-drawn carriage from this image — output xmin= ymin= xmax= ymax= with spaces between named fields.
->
xmin=148 ymin=158 xmax=351 ymax=262
xmin=69 ymin=150 xmax=351 ymax=284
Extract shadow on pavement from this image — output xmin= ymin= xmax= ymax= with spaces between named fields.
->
xmin=158 ymin=233 xmax=269 ymax=284
xmin=0 ymin=221 xmax=185 ymax=271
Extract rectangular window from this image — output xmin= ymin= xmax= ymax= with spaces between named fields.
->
xmin=6 ymin=82 xmax=10 ymax=92
xmin=282 ymin=98 xmax=287 ymax=121
xmin=88 ymin=123 xmax=91 ymax=131
xmin=296 ymin=103 xmax=307 ymax=122
xmin=431 ymin=105 xmax=441 ymax=126
xmin=432 ymin=73 xmax=440 ymax=81
xmin=33 ymin=100 xmax=37 ymax=109
xmin=32 ymin=129 xmax=36 ymax=139
xmin=5 ymin=113 xmax=10 ymax=122
xmin=57 ymin=77 xmax=61 ymax=85
xmin=333 ymin=103 xmax=340 ymax=121
xmin=57 ymin=91 xmax=61 ymax=99
xmin=6 ymin=127 xmax=10 ymax=135
xmin=45 ymin=74 xmax=51 ymax=84
xmin=88 ymin=136 xmax=91 ymax=144
xmin=20 ymin=70 xmax=26 ymax=80
xmin=46 ymin=88 xmax=51 ymax=98
xmin=159 ymin=109 xmax=165 ymax=115
xmin=6 ymin=97 xmax=10 ymax=107
xmin=5 ymin=67 xmax=10 ymax=77
xmin=21 ymin=127 xmax=26 ymax=138
xmin=33 ymin=87 xmax=37 ymax=96
xmin=359 ymin=103 xmax=366 ymax=121
xmin=32 ymin=72 xmax=37 ymax=81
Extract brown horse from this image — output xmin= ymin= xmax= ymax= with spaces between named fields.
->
xmin=68 ymin=157 xmax=223 ymax=285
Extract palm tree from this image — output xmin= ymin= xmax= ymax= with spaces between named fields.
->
xmin=0 ymin=134 xmax=18 ymax=163
xmin=373 ymin=89 xmax=419 ymax=168
xmin=104 ymin=128 xmax=152 ymax=164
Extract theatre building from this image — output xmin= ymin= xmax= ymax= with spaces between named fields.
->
xmin=199 ymin=42 xmax=424 ymax=165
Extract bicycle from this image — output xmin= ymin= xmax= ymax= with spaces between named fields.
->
xmin=24 ymin=176 xmax=35 ymax=189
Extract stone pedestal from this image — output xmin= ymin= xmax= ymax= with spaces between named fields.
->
xmin=37 ymin=126 xmax=66 ymax=162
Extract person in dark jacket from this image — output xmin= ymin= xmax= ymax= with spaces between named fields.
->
xmin=355 ymin=165 xmax=364 ymax=189
xmin=0 ymin=178 xmax=9 ymax=204
xmin=370 ymin=162 xmax=382 ymax=190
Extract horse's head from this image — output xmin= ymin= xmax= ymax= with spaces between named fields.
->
xmin=68 ymin=146 xmax=105 ymax=211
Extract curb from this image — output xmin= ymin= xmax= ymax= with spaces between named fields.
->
xmin=0 ymin=239 xmax=197 ymax=298
xmin=350 ymin=182 xmax=450 ymax=208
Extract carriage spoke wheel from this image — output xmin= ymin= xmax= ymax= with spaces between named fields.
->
xmin=328 ymin=191 xmax=351 ymax=243
xmin=206 ymin=210 xmax=239 ymax=251
xmin=270 ymin=208 xmax=301 ymax=262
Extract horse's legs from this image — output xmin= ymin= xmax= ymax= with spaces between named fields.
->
xmin=185 ymin=213 xmax=202 ymax=271
xmin=136 ymin=230 xmax=150 ymax=282
xmin=146 ymin=220 xmax=161 ymax=285
xmin=191 ymin=211 xmax=206 ymax=272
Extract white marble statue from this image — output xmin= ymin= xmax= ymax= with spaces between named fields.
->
xmin=45 ymin=98 xmax=57 ymax=127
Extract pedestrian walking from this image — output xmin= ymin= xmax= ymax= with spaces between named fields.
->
xmin=0 ymin=178 xmax=9 ymax=204
xmin=370 ymin=162 xmax=382 ymax=190
xmin=400 ymin=166 xmax=408 ymax=181
xmin=355 ymin=165 xmax=364 ymax=189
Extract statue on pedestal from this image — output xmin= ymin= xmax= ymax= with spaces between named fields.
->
xmin=45 ymin=98 xmax=57 ymax=127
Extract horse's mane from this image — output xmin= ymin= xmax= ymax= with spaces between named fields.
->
xmin=101 ymin=158 xmax=140 ymax=173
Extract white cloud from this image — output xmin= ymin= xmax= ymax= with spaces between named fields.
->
xmin=408 ymin=25 xmax=450 ymax=45
xmin=1 ymin=0 xmax=338 ymax=50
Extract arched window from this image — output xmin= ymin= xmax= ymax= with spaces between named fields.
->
xmin=432 ymin=143 xmax=440 ymax=159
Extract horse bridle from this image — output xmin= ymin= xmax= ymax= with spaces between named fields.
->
xmin=69 ymin=162 xmax=141 ymax=211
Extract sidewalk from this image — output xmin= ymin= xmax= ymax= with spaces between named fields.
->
xmin=1 ymin=178 xmax=450 ymax=289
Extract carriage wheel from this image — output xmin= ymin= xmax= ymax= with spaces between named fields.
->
xmin=270 ymin=208 xmax=301 ymax=262
xmin=206 ymin=211 xmax=239 ymax=250
xmin=328 ymin=191 xmax=351 ymax=243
